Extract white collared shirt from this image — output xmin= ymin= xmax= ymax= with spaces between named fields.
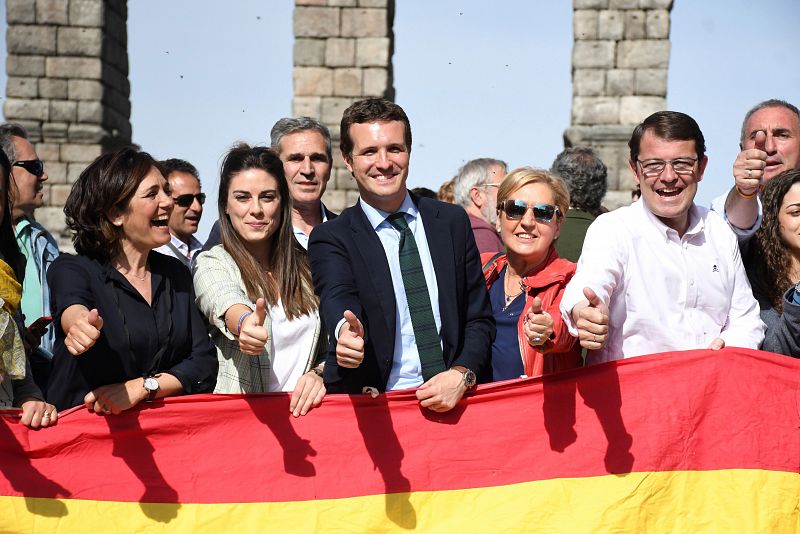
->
xmin=154 ymin=233 xmax=204 ymax=268
xmin=293 ymin=203 xmax=330 ymax=249
xmin=560 ymin=200 xmax=765 ymax=364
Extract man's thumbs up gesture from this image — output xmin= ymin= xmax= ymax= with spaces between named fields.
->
xmin=571 ymin=287 xmax=609 ymax=350
xmin=337 ymin=310 xmax=365 ymax=368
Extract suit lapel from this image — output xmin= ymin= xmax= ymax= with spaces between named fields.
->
xmin=349 ymin=207 xmax=397 ymax=339
xmin=418 ymin=199 xmax=457 ymax=324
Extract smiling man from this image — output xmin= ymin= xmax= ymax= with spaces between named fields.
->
xmin=559 ymin=111 xmax=764 ymax=363
xmin=308 ymin=98 xmax=494 ymax=412
xmin=154 ymin=158 xmax=204 ymax=268
xmin=0 ymin=123 xmax=59 ymax=365
xmin=712 ymin=100 xmax=800 ymax=239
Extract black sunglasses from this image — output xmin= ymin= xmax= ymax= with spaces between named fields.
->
xmin=500 ymin=200 xmax=560 ymax=222
xmin=12 ymin=159 xmax=44 ymax=177
xmin=173 ymin=193 xmax=206 ymax=207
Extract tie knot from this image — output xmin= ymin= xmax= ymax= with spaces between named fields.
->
xmin=387 ymin=212 xmax=410 ymax=232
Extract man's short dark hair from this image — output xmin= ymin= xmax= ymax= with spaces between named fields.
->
xmin=551 ymin=147 xmax=607 ymax=214
xmin=270 ymin=117 xmax=332 ymax=161
xmin=159 ymin=158 xmax=200 ymax=185
xmin=340 ymin=98 xmax=412 ymax=159
xmin=740 ymin=99 xmax=800 ymax=145
xmin=0 ymin=123 xmax=30 ymax=163
xmin=628 ymin=111 xmax=706 ymax=163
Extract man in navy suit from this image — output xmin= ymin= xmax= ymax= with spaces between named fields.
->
xmin=308 ymin=98 xmax=494 ymax=412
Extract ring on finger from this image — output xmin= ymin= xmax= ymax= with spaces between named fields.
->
xmin=533 ymin=336 xmax=542 ymax=344
xmin=746 ymin=169 xmax=752 ymax=178
xmin=42 ymin=412 xmax=51 ymax=419
xmin=101 ymin=405 xmax=111 ymax=414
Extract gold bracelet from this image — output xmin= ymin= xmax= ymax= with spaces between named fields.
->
xmin=736 ymin=187 xmax=757 ymax=200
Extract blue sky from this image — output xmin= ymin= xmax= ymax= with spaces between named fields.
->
xmin=2 ymin=0 xmax=799 ymax=241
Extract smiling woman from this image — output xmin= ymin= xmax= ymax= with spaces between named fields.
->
xmin=45 ymin=147 xmax=218 ymax=412
xmin=193 ymin=144 xmax=326 ymax=417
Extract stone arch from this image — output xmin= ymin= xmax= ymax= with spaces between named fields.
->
xmin=3 ymin=0 xmax=672 ymax=241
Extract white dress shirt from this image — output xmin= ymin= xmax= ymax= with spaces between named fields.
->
xmin=292 ymin=202 xmax=330 ymax=250
xmin=710 ymin=190 xmax=763 ymax=240
xmin=154 ymin=233 xmax=204 ymax=268
xmin=560 ymin=200 xmax=765 ymax=364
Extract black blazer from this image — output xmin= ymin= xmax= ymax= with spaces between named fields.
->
xmin=308 ymin=194 xmax=494 ymax=393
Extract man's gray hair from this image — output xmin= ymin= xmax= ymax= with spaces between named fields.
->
xmin=453 ymin=157 xmax=507 ymax=207
xmin=270 ymin=117 xmax=332 ymax=161
xmin=740 ymin=99 xmax=800 ymax=144
xmin=551 ymin=146 xmax=607 ymax=214
xmin=0 ymin=123 xmax=29 ymax=163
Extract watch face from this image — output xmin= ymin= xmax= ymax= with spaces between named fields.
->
xmin=144 ymin=377 xmax=159 ymax=391
xmin=464 ymin=370 xmax=477 ymax=388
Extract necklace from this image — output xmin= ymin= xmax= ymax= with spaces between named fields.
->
xmin=502 ymin=270 xmax=526 ymax=311
xmin=116 ymin=265 xmax=148 ymax=282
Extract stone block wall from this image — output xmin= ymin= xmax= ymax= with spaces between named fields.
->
xmin=293 ymin=0 xmax=395 ymax=212
xmin=566 ymin=0 xmax=673 ymax=209
xmin=4 ymin=0 xmax=131 ymax=247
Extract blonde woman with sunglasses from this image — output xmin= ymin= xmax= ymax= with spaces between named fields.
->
xmin=481 ymin=167 xmax=581 ymax=380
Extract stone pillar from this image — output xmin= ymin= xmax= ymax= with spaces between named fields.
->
xmin=292 ymin=0 xmax=395 ymax=213
xmin=565 ymin=0 xmax=672 ymax=209
xmin=4 ymin=0 xmax=131 ymax=247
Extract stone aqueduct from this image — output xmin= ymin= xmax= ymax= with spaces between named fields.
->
xmin=3 ymin=0 xmax=673 ymax=246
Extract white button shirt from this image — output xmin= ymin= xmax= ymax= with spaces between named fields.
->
xmin=560 ymin=200 xmax=765 ymax=364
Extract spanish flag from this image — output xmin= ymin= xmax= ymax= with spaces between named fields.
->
xmin=0 ymin=348 xmax=798 ymax=532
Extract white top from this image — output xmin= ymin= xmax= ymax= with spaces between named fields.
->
xmin=154 ymin=233 xmax=204 ymax=268
xmin=710 ymin=189 xmax=763 ymax=240
xmin=268 ymin=301 xmax=317 ymax=392
xmin=560 ymin=200 xmax=765 ymax=364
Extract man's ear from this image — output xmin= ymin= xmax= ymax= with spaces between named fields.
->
xmin=470 ymin=186 xmax=484 ymax=209
xmin=696 ymin=155 xmax=709 ymax=183
xmin=342 ymin=152 xmax=354 ymax=175
xmin=629 ymin=160 xmax=641 ymax=186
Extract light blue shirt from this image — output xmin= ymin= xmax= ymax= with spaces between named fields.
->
xmin=337 ymin=192 xmax=442 ymax=390
xmin=292 ymin=202 xmax=330 ymax=250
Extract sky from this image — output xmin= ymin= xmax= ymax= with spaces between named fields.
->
xmin=1 ymin=0 xmax=799 ymax=241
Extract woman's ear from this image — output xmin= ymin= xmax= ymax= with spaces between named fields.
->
xmin=108 ymin=207 xmax=124 ymax=228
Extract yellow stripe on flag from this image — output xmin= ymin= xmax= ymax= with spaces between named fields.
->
xmin=3 ymin=469 xmax=797 ymax=533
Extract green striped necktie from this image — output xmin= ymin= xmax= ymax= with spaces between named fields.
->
xmin=387 ymin=212 xmax=446 ymax=381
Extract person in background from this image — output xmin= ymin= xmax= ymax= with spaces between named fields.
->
xmin=481 ymin=167 xmax=580 ymax=380
xmin=437 ymin=178 xmax=455 ymax=203
xmin=154 ymin=158 xmax=205 ymax=269
xmin=711 ymin=99 xmax=800 ymax=239
xmin=0 ymin=149 xmax=57 ymax=428
xmin=46 ymin=148 xmax=217 ymax=412
xmin=550 ymin=147 xmax=608 ymax=262
xmin=0 ymin=123 xmax=59 ymax=385
xmin=453 ymin=158 xmax=507 ymax=254
xmin=743 ymin=168 xmax=800 ymax=357
xmin=193 ymin=144 xmax=325 ymax=417
xmin=411 ymin=187 xmax=437 ymax=199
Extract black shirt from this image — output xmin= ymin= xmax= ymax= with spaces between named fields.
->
xmin=46 ymin=251 xmax=217 ymax=410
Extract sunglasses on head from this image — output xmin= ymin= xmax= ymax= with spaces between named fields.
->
xmin=499 ymin=200 xmax=560 ymax=222
xmin=173 ymin=193 xmax=206 ymax=207
xmin=12 ymin=159 xmax=44 ymax=177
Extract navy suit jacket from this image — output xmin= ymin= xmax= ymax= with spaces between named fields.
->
xmin=308 ymin=194 xmax=495 ymax=394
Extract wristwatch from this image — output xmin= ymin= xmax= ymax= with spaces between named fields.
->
xmin=457 ymin=368 xmax=477 ymax=389
xmin=143 ymin=376 xmax=160 ymax=402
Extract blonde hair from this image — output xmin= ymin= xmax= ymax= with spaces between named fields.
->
xmin=496 ymin=166 xmax=570 ymax=218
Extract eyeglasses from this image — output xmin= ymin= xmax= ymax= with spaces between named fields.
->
xmin=499 ymin=200 xmax=560 ymax=222
xmin=481 ymin=183 xmax=500 ymax=189
xmin=636 ymin=158 xmax=697 ymax=178
xmin=173 ymin=193 xmax=206 ymax=207
xmin=12 ymin=159 xmax=44 ymax=177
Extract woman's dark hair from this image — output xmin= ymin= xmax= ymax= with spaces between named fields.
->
xmin=65 ymin=147 xmax=159 ymax=262
xmin=217 ymin=143 xmax=317 ymax=319
xmin=0 ymin=150 xmax=25 ymax=281
xmin=747 ymin=168 xmax=800 ymax=312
